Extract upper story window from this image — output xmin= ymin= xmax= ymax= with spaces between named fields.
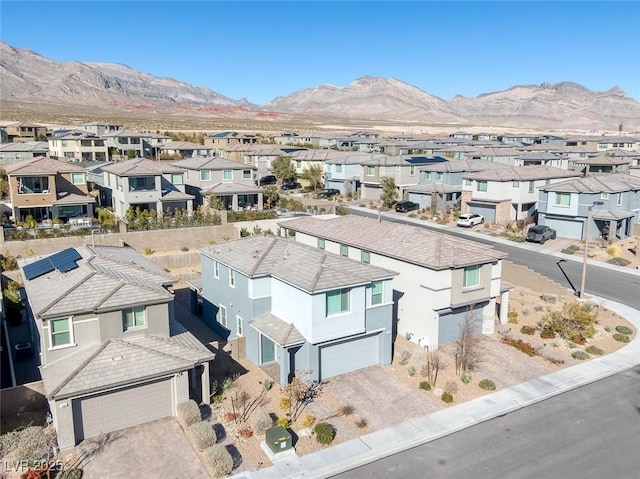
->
xmin=600 ymin=192 xmax=609 ymax=200
xmin=61 ymin=140 xmax=67 ymax=147
xmin=513 ymin=181 xmax=520 ymax=187
xmin=229 ymin=269 xmax=236 ymax=288
xmin=201 ymin=170 xmax=211 ymax=181
xmin=123 ymin=306 xmax=145 ymax=330
xmin=616 ymin=193 xmax=623 ymax=206
xmin=477 ymin=181 xmax=488 ymax=192
xmin=409 ymin=165 xmax=415 ymax=176
xmin=223 ymin=170 xmax=233 ymax=181
xmin=50 ymin=317 xmax=72 ymax=348
xmin=528 ymin=181 xmax=535 ymax=193
xmin=18 ymin=176 xmax=49 ymax=194
xmin=367 ymin=166 xmax=376 ymax=176
xmin=465 ymin=179 xmax=472 ymax=186
xmin=318 ymin=238 xmax=325 ymax=250
xmin=336 ymin=164 xmax=343 ymax=173
xmin=296 ymin=160 xmax=302 ymax=169
xmin=14 ymin=153 xmax=21 ymax=160
xmin=326 ymin=288 xmax=350 ymax=316
xmin=71 ymin=173 xmax=85 ymax=185
xmin=129 ymin=177 xmax=155 ymax=191
xmin=214 ymin=260 xmax=220 ymax=279
xmin=395 ymin=165 xmax=400 ymax=171
xmin=361 ymin=250 xmax=370 ymax=264
xmin=371 ymin=281 xmax=383 ymax=305
xmin=555 ymin=192 xmax=571 ymax=206
xmin=171 ymin=173 xmax=183 ymax=185
xmin=340 ymin=244 xmax=348 ymax=257
xmin=463 ymin=265 xmax=480 ymax=288
xmin=243 ymin=170 xmax=252 ymax=179
xmin=219 ymin=304 xmax=227 ymax=327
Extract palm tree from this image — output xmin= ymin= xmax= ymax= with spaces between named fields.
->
xmin=300 ymin=164 xmax=324 ymax=191
xmin=380 ymin=177 xmax=399 ymax=208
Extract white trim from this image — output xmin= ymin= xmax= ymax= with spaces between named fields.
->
xmin=236 ymin=315 xmax=243 ymax=336
xmin=229 ymin=269 xmax=236 ymax=288
xmin=219 ymin=304 xmax=227 ymax=327
xmin=48 ymin=316 xmax=75 ymax=350
xmin=213 ymin=260 xmax=220 ymax=279
xmin=72 ymin=317 xmax=99 ymax=324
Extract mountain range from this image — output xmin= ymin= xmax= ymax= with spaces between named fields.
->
xmin=2 ymin=41 xmax=639 ymax=130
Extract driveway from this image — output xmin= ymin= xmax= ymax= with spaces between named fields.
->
xmin=76 ymin=417 xmax=208 ymax=479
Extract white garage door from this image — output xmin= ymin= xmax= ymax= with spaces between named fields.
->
xmin=320 ymin=334 xmax=379 ymax=379
xmin=542 ymin=217 xmax=584 ymax=240
xmin=74 ymin=379 xmax=173 ymax=442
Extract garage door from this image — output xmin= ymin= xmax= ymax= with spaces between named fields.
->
xmin=320 ymin=334 xmax=379 ymax=379
xmin=541 ymin=217 xmax=583 ymax=240
xmin=74 ymin=379 xmax=173 ymax=442
xmin=362 ymin=184 xmax=382 ymax=201
xmin=438 ymin=308 xmax=483 ymax=346
xmin=468 ymin=203 xmax=496 ymax=223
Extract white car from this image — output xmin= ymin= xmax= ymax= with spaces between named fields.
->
xmin=457 ymin=213 xmax=484 ymax=227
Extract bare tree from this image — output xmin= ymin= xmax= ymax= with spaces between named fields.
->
xmin=280 ymin=369 xmax=323 ymax=422
xmin=455 ymin=308 xmax=482 ymax=376
xmin=424 ymin=350 xmax=448 ymax=388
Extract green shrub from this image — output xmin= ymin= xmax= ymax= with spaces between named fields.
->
xmin=615 ymin=325 xmax=633 ymax=335
xmin=276 ymin=417 xmax=291 ymax=429
xmin=263 ymin=379 xmax=274 ymax=391
xmin=419 ymin=381 xmax=431 ymax=391
xmin=177 ymin=400 xmax=201 ymax=427
xmin=479 ymin=379 xmax=496 ymax=391
xmin=571 ymin=351 xmax=590 ymax=361
xmin=58 ymin=469 xmax=83 ymax=479
xmin=613 ymin=333 xmax=630 ymax=343
xmin=607 ymin=257 xmax=631 ymax=266
xmin=540 ymin=328 xmax=555 ymax=339
xmin=314 ymin=422 xmax=336 ymax=445
xmin=189 ymin=421 xmax=217 ymax=451
xmin=441 ymin=392 xmax=454 ymax=403
xmin=408 ymin=213 xmax=417 ymax=218
xmin=249 ymin=408 xmax=273 ymax=435
xmin=407 ymin=365 xmax=416 ymax=377
xmin=561 ymin=245 xmax=580 ymax=255
xmin=520 ymin=325 xmax=536 ymax=335
xmin=585 ymin=345 xmax=604 ymax=355
xmin=461 ymin=374 xmax=471 ymax=384
xmin=202 ymin=444 xmax=233 ymax=478
xmin=539 ymin=302 xmax=597 ymax=341
xmin=279 ymin=397 xmax=291 ymax=410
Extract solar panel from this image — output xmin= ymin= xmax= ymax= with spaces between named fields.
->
xmin=55 ymin=260 xmax=79 ymax=273
xmin=22 ymin=248 xmax=82 ymax=280
xmin=49 ymin=248 xmax=82 ymax=269
xmin=23 ymin=258 xmax=55 ymax=281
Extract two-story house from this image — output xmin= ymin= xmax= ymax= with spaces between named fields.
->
xmin=18 ymin=245 xmax=214 ymax=449
xmin=280 ymin=215 xmax=509 ymax=351
xmin=538 ymin=173 xmax=640 ymax=240
xmin=198 ymin=235 xmax=397 ymax=384
xmin=75 ymin=121 xmax=122 ymax=136
xmin=572 ymin=155 xmax=632 ymax=175
xmin=102 ymin=158 xmax=194 ymax=219
xmin=203 ymin=131 xmax=258 ymax=156
xmin=0 ymin=141 xmax=49 ymax=167
xmin=172 ymin=157 xmax=262 ymax=211
xmin=461 ymin=165 xmax=580 ymax=224
xmin=102 ymin=130 xmax=148 ymax=159
xmin=2 ymin=122 xmax=48 ymax=143
xmin=5 ymin=156 xmax=95 ymax=223
xmin=48 ymin=130 xmax=108 ymax=162
xmin=324 ymin=153 xmax=381 ymax=195
xmin=159 ymin=141 xmax=214 ymax=159
xmin=516 ymin=152 xmax=570 ymax=169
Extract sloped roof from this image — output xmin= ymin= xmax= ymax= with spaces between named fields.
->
xmin=518 ymin=152 xmax=567 ymax=160
xmin=361 ymin=155 xmax=447 ymax=167
xmin=5 ymin=156 xmax=88 ymax=175
xmin=53 ymin=191 xmax=96 ymax=206
xmin=280 ymin=215 xmax=505 ymax=269
xmin=159 ymin=141 xmax=211 ymax=151
xmin=406 ymin=183 xmax=462 ymax=194
xmin=540 ymin=173 xmax=640 ymax=193
xmin=200 ymin=236 xmax=397 ymax=293
xmin=418 ymin=159 xmax=510 ymax=173
xmin=172 ymin=156 xmax=256 ymax=171
xmin=19 ymin=245 xmax=176 ymax=319
xmin=575 ymin=155 xmax=632 ymax=165
xmin=462 ymin=165 xmax=580 ymax=182
xmin=102 ymin=158 xmax=185 ymax=176
xmin=200 ymin=181 xmax=262 ymax=195
xmin=159 ymin=190 xmax=195 ymax=201
xmin=0 ymin=141 xmax=49 ymax=153
xmin=250 ymin=313 xmax=305 ymax=347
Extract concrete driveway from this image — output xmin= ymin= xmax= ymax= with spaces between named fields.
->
xmin=76 ymin=417 xmax=208 ymax=479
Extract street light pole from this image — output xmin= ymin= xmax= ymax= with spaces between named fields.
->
xmin=579 ymin=201 xmax=604 ymax=299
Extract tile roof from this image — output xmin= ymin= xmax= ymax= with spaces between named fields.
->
xmin=200 ymin=236 xmax=397 ymax=293
xmin=200 ymin=181 xmax=262 ymax=195
xmin=102 ymin=158 xmax=185 ymax=176
xmin=53 ymin=191 xmax=96 ymax=206
xmin=418 ymin=159 xmax=510 ymax=173
xmin=540 ymin=173 xmax=640 ymax=193
xmin=5 ymin=156 xmax=88 ymax=175
xmin=592 ymin=209 xmax=637 ymax=220
xmin=159 ymin=190 xmax=195 ymax=201
xmin=518 ymin=152 xmax=567 ymax=160
xmin=250 ymin=313 xmax=305 ymax=347
xmin=575 ymin=156 xmax=632 ymax=165
xmin=280 ymin=215 xmax=505 ymax=269
xmin=50 ymin=130 xmax=101 ymax=140
xmin=19 ymin=246 xmax=176 ymax=319
xmin=101 ymin=129 xmax=147 ymax=138
xmin=0 ymin=141 xmax=49 ymax=152
xmin=172 ymin=157 xmax=256 ymax=171
xmin=159 ymin=141 xmax=211 ymax=151
xmin=462 ymin=165 xmax=580 ymax=182
xmin=361 ymin=155 xmax=447 ymax=167
xmin=406 ymin=183 xmax=462 ymax=194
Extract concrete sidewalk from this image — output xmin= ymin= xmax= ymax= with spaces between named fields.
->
xmin=231 ymin=296 xmax=640 ymax=479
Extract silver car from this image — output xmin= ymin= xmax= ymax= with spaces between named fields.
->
xmin=457 ymin=213 xmax=484 ymax=227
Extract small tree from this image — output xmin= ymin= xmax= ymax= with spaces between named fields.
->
xmin=96 ymin=207 xmax=117 ymax=232
xmin=454 ymin=309 xmax=482 ymax=376
xmin=424 ymin=351 xmax=447 ymax=388
xmin=0 ymin=168 xmax=9 ymax=200
xmin=280 ymin=369 xmax=323 ymax=422
xmin=380 ymin=177 xmax=398 ymax=208
xmin=300 ymin=164 xmax=324 ymax=191
xmin=126 ymin=149 xmax=137 ymax=159
xmin=271 ymin=156 xmax=296 ymax=182
xmin=262 ymin=185 xmax=279 ymax=209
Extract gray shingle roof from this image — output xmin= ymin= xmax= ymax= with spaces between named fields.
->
xmin=575 ymin=156 xmax=632 ymax=165
xmin=250 ymin=313 xmax=305 ymax=347
xmin=172 ymin=157 xmax=257 ymax=171
xmin=102 ymin=158 xmax=185 ymax=176
xmin=200 ymin=236 xmax=397 ymax=293
xmin=5 ymin=156 xmax=88 ymax=175
xmin=200 ymin=181 xmax=262 ymax=195
xmin=280 ymin=215 xmax=505 ymax=269
xmin=0 ymin=141 xmax=49 ymax=153
xmin=462 ymin=165 xmax=580 ymax=182
xmin=418 ymin=159 xmax=510 ymax=173
xmin=540 ymin=173 xmax=640 ymax=193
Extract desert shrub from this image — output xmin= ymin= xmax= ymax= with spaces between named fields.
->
xmin=607 ymin=245 xmax=620 ymax=256
xmin=508 ymin=309 xmax=518 ymax=324
xmin=561 ymin=245 xmax=579 ymax=255
xmin=223 ymin=412 xmax=237 ymax=422
xmin=540 ymin=294 xmax=557 ymax=304
xmin=202 ymin=444 xmax=233 ymax=478
xmin=249 ymin=408 xmax=273 ymax=435
xmin=263 ymin=379 xmax=274 ymax=391
xmin=407 ymin=365 xmax=416 ymax=377
xmin=339 ymin=404 xmax=355 ymax=417
xmin=238 ymin=428 xmax=253 ymax=438
xmin=501 ymin=337 xmax=537 ymax=356
xmin=0 ymin=426 xmax=48 ymax=462
xmin=356 ymin=418 xmax=368 ymax=429
xmin=539 ymin=302 xmax=597 ymax=341
xmin=177 ymin=400 xmax=201 ymax=427
xmin=461 ymin=374 xmax=471 ymax=384
xmin=604 ymin=325 xmax=611 ymax=332
xmin=613 ymin=333 xmax=630 ymax=343
xmin=585 ymin=345 xmax=604 ymax=355
xmin=520 ymin=325 xmax=536 ymax=335
xmin=479 ymin=379 xmax=496 ymax=391
xmin=540 ymin=328 xmax=555 ymax=339
xmin=534 ymin=305 xmax=544 ymax=312
xmin=189 ymin=421 xmax=217 ymax=451
xmin=398 ymin=350 xmax=411 ymax=365
xmin=420 ymin=215 xmax=428 ymax=220
xmin=419 ymin=381 xmax=431 ymax=391
xmin=408 ymin=213 xmax=417 ymax=218
xmin=302 ymin=414 xmax=316 ymax=428
xmin=441 ymin=392 xmax=454 ymax=403
xmin=279 ymin=397 xmax=291 ymax=410
xmin=57 ymin=469 xmax=83 ymax=479
xmin=276 ymin=417 xmax=291 ymax=429
xmin=143 ymin=246 xmax=154 ymax=255
xmin=181 ymin=246 xmax=189 ymax=251
xmin=0 ymin=254 xmax=18 ymax=271
xmin=571 ymin=351 xmax=590 ymax=361
xmin=571 ymin=335 xmax=587 ymax=345
xmin=314 ymin=423 xmax=336 ymax=445
xmin=607 ymin=257 xmax=631 ymax=266
xmin=444 ymin=381 xmax=458 ymax=395
xmin=615 ymin=325 xmax=633 ymax=335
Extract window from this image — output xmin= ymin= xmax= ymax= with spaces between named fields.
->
xmin=617 ymin=193 xmax=623 ymax=206
xmin=513 ymin=181 xmax=520 ymax=187
xmin=296 ymin=160 xmax=302 ymax=169
xmin=465 ymin=179 xmax=472 ymax=186
xmin=335 ymin=164 xmax=343 ymax=173
xmin=527 ymin=181 xmax=534 ymax=193
xmin=219 ymin=305 xmax=227 ymax=327
xmin=129 ymin=177 xmax=155 ymax=191
xmin=223 ymin=170 xmax=233 ymax=180
xmin=463 ymin=265 xmax=480 ymax=288
xmin=213 ymin=260 xmax=220 ymax=279
xmin=395 ymin=165 xmax=400 ymax=171
xmin=123 ymin=306 xmax=145 ymax=330
xmin=367 ymin=166 xmax=376 ymax=176
xmin=318 ymin=238 xmax=325 ymax=250
xmin=371 ymin=281 xmax=383 ymax=305
xmin=229 ymin=269 xmax=236 ymax=288
xmin=326 ymin=289 xmax=350 ymax=316
xmin=236 ymin=315 xmax=243 ymax=336
xmin=409 ymin=165 xmax=415 ymax=176
xmin=243 ymin=170 xmax=251 ymax=179
xmin=340 ymin=244 xmax=348 ymax=257
xmin=477 ymin=181 xmax=487 ymax=192
xmin=171 ymin=173 xmax=183 ymax=185
xmin=555 ymin=192 xmax=571 ymax=206
xmin=600 ymin=192 xmax=609 ymax=200
xmin=437 ymin=172 xmax=443 ymax=181
xmin=50 ymin=318 xmax=72 ymax=348
xmin=361 ymin=250 xmax=370 ymax=264
xmin=18 ymin=176 xmax=49 ymax=194
xmin=200 ymin=170 xmax=211 ymax=181
xmin=64 ymin=152 xmax=74 ymax=158
xmin=61 ymin=140 xmax=67 ymax=147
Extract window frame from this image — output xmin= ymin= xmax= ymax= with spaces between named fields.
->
xmin=219 ymin=304 xmax=227 ymax=327
xmin=50 ymin=317 xmax=73 ymax=349
xmin=171 ymin=173 xmax=184 ymax=185
xmin=71 ymin=173 xmax=85 ymax=185
xmin=326 ymin=288 xmax=350 ymax=316
xmin=554 ymin=192 xmax=571 ymax=207
xmin=236 ymin=315 xmax=243 ymax=336
xmin=123 ymin=306 xmax=146 ymax=331
xmin=477 ymin=181 xmax=488 ymax=192
xmin=463 ymin=265 xmax=481 ymax=288
xmin=229 ymin=269 xmax=236 ymax=288
xmin=223 ymin=170 xmax=233 ymax=181
xmin=213 ymin=260 xmax=220 ymax=279
xmin=600 ymin=192 xmax=609 ymax=200
xmin=367 ymin=166 xmax=376 ymax=176
xmin=361 ymin=250 xmax=370 ymax=264
xmin=528 ymin=181 xmax=535 ymax=194
xmin=317 ymin=238 xmax=325 ymax=250
xmin=409 ymin=165 xmax=415 ymax=176
xmin=340 ymin=244 xmax=348 ymax=257
xmin=242 ymin=170 xmax=252 ymax=180
xmin=616 ymin=193 xmax=623 ymax=206
xmin=371 ymin=281 xmax=383 ymax=305
xmin=200 ymin=170 xmax=212 ymax=181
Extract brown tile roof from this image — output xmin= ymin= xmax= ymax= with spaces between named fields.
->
xmin=102 ymin=158 xmax=184 ymax=176
xmin=462 ymin=165 xmax=580 ymax=182
xmin=5 ymin=156 xmax=87 ymax=175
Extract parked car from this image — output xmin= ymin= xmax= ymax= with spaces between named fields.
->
xmin=457 ymin=213 xmax=484 ymax=227
xmin=395 ymin=201 xmax=420 ymax=213
xmin=316 ymin=188 xmax=340 ymax=199
xmin=526 ymin=225 xmax=556 ymax=244
xmin=281 ymin=180 xmax=302 ymax=190
xmin=257 ymin=175 xmax=277 ymax=186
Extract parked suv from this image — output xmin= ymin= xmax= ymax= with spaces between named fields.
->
xmin=316 ymin=188 xmax=340 ymax=199
xmin=281 ymin=180 xmax=302 ymax=190
xmin=395 ymin=201 xmax=419 ymax=213
xmin=257 ymin=175 xmax=277 ymax=186
xmin=457 ymin=213 xmax=484 ymax=227
xmin=526 ymin=225 xmax=556 ymax=244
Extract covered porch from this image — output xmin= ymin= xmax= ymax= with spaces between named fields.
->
xmin=52 ymin=192 xmax=96 ymax=223
xmin=159 ymin=190 xmax=194 ymax=217
xmin=202 ymin=182 xmax=263 ymax=212
xmin=593 ymin=209 xmax=638 ymax=241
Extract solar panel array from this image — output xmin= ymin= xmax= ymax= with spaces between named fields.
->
xmin=23 ymin=248 xmax=82 ymax=281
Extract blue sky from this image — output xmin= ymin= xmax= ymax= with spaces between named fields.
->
xmin=2 ymin=1 xmax=639 ymax=103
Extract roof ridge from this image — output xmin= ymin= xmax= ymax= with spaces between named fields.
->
xmin=309 ymin=253 xmax=327 ymax=291
xmin=147 ymin=330 xmax=214 ymax=357
xmin=93 ymin=280 xmax=126 ymax=310
xmin=248 ymin=236 xmax=280 ymax=276
xmin=123 ymin=336 xmax=196 ymax=365
xmin=37 ymin=271 xmax=96 ymax=317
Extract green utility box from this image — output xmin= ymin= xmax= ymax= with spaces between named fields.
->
xmin=265 ymin=426 xmax=293 ymax=454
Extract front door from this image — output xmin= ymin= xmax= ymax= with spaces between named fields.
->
xmin=260 ymin=334 xmax=276 ymax=364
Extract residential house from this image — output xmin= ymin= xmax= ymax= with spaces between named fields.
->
xmin=378 ymin=141 xmax=443 ymax=157
xmin=450 ymin=131 xmax=474 ymax=140
xmin=102 ymin=130 xmax=148 ymax=159
xmin=280 ymin=215 xmax=509 ymax=350
xmin=203 ymin=131 xmax=258 ymax=156
xmin=467 ymin=147 xmax=523 ymax=165
xmin=592 ymin=136 xmax=639 ymax=153
xmin=2 ymin=122 xmax=48 ymax=143
xmin=461 ymin=165 xmax=580 ymax=224
xmin=287 ymin=149 xmax=350 ymax=184
xmin=158 ymin=141 xmax=214 ymax=159
xmin=324 ymin=152 xmax=386 ymax=195
xmin=0 ymin=141 xmax=49 ymax=166
xmin=222 ymin=144 xmax=306 ymax=173
xmin=102 ymin=159 xmax=194 ymax=219
xmin=18 ymin=245 xmax=213 ymax=449
xmin=538 ymin=174 xmax=640 ymax=240
xmin=572 ymin=155 xmax=632 ymax=175
xmin=516 ymin=152 xmax=570 ymax=169
xmin=172 ymin=157 xmax=262 ymax=211
xmin=75 ymin=121 xmax=122 ymax=136
xmin=439 ymin=145 xmax=481 ymax=160
xmin=48 ymin=130 xmax=108 ymax=162
xmin=197 ymin=235 xmax=397 ymax=384
xmin=5 ymin=156 xmax=95 ymax=222
xmin=271 ymin=132 xmax=300 ymax=145
xmin=498 ymin=133 xmax=538 ymax=145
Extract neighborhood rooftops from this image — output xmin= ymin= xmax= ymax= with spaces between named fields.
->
xmin=5 ymin=156 xmax=88 ymax=175
xmin=199 ymin=235 xmax=398 ymax=293
xmin=539 ymin=173 xmax=640 ymax=193
xmin=102 ymin=158 xmax=185 ymax=176
xmin=280 ymin=215 xmax=506 ymax=269
xmin=462 ymin=165 xmax=580 ymax=182
xmin=172 ymin=156 xmax=256 ymax=171
xmin=418 ymin=159 xmax=510 ymax=173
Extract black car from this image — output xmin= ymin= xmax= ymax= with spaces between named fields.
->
xmin=281 ymin=180 xmax=302 ymax=190
xmin=257 ymin=175 xmax=277 ymax=186
xmin=526 ymin=225 xmax=556 ymax=244
xmin=316 ymin=188 xmax=340 ymax=199
xmin=395 ymin=200 xmax=420 ymax=213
